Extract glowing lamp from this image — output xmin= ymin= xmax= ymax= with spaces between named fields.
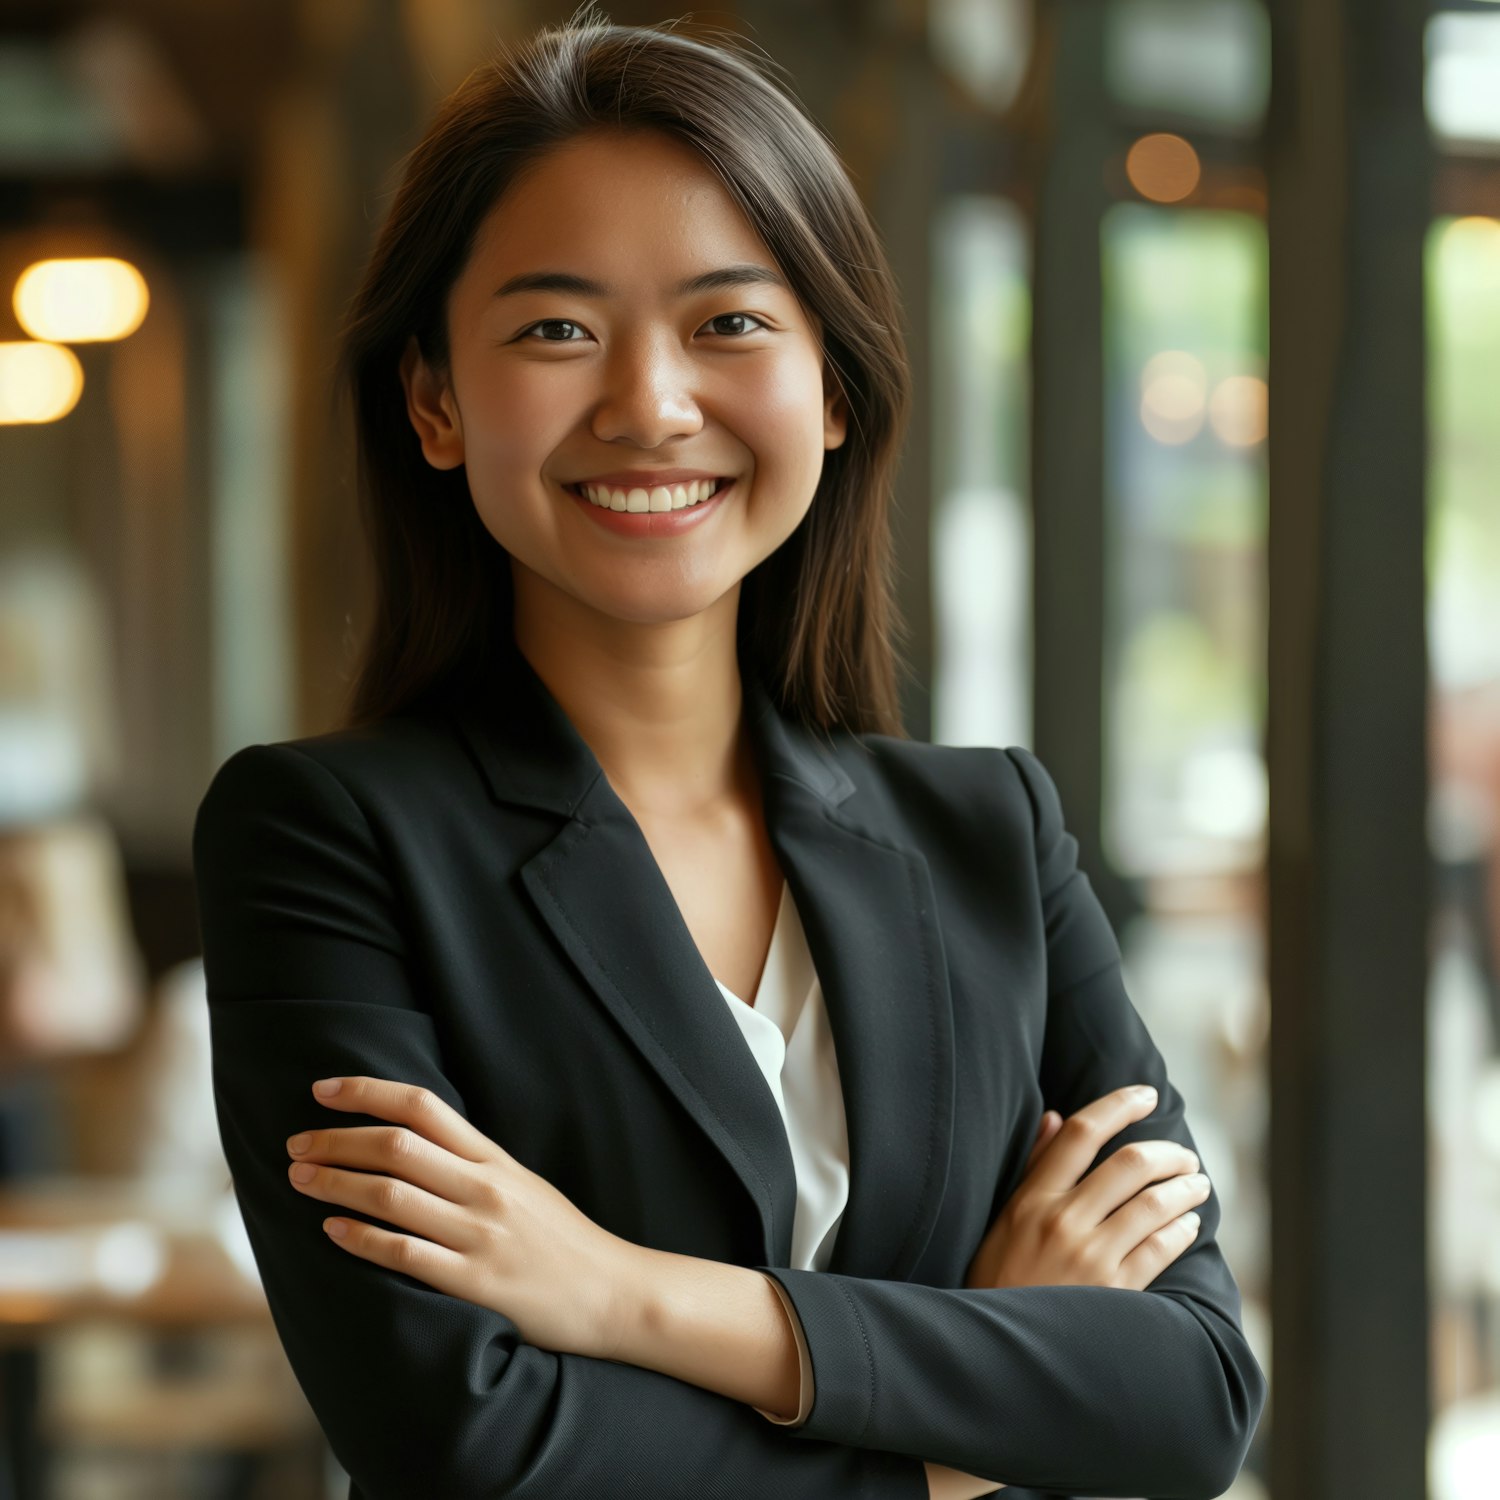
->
xmin=13 ymin=257 xmax=149 ymax=343
xmin=0 ymin=341 xmax=84 ymax=424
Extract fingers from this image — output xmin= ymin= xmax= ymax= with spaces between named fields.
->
xmin=1115 ymin=1208 xmax=1203 ymax=1291
xmin=1070 ymin=1137 xmax=1202 ymax=1225
xmin=287 ymin=1153 xmax=473 ymax=1252
xmin=306 ymin=1076 xmax=497 ymax=1164
xmin=1025 ymin=1085 xmax=1160 ymax=1195
xmin=1100 ymin=1156 xmax=1209 ymax=1238
xmin=287 ymin=1122 xmax=477 ymax=1206
xmin=316 ymin=1208 xmax=473 ymax=1293
xmin=1082 ymin=1150 xmax=1210 ymax=1284
xmin=1024 ymin=1110 xmax=1062 ymax=1174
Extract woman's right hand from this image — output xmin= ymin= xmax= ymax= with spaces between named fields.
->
xmin=962 ymin=1085 xmax=1210 ymax=1292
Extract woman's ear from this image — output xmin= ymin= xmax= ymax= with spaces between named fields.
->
xmin=400 ymin=334 xmax=465 ymax=470
xmin=823 ymin=359 xmax=849 ymax=452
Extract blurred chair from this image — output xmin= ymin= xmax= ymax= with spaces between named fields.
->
xmin=0 ymin=819 xmax=324 ymax=1498
xmin=0 ymin=814 xmax=146 ymax=1172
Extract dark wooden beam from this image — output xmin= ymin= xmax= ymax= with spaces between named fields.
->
xmin=1265 ymin=0 xmax=1431 ymax=1493
xmin=0 ymin=175 xmax=246 ymax=254
xmin=1027 ymin=0 xmax=1138 ymax=932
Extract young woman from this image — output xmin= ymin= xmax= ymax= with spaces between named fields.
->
xmin=192 ymin=9 xmax=1267 ymax=1498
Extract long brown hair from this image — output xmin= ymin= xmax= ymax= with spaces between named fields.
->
xmin=336 ymin=3 xmax=912 ymax=737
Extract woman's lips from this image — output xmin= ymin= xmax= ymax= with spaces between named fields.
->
xmin=567 ymin=476 xmax=727 ymax=509
xmin=565 ymin=477 xmax=736 ymax=536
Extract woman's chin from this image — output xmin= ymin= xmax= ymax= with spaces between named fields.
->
xmin=586 ymin=591 xmax=734 ymax=629
xmin=530 ymin=573 xmax=739 ymax=633
xmin=502 ymin=536 xmax=751 ymax=633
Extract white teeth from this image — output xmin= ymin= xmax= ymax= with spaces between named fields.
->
xmin=578 ymin=477 xmax=723 ymax=511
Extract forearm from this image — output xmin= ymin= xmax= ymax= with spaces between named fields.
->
xmin=616 ymin=1247 xmax=1003 ymax=1496
xmin=616 ymin=1245 xmax=802 ymax=1417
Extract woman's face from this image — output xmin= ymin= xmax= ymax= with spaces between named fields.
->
xmin=400 ymin=128 xmax=848 ymax=635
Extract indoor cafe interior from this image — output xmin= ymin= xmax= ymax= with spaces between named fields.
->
xmin=1 ymin=1 xmax=1498 ymax=1497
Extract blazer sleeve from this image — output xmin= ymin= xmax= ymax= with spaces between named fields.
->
xmin=193 ymin=742 xmax=926 ymax=1500
xmin=753 ymin=1273 xmax=814 ymax=1426
xmin=756 ymin=745 xmax=1269 ymax=1499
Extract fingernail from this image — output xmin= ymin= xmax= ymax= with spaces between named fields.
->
xmin=287 ymin=1133 xmax=311 ymax=1154
xmin=313 ymin=1079 xmax=342 ymax=1097
xmin=1134 ymin=1086 xmax=1158 ymax=1104
xmin=1184 ymin=1212 xmax=1201 ymax=1230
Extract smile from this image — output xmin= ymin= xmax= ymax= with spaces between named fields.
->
xmin=563 ymin=476 xmax=736 ymax=538
xmin=567 ymin=477 xmax=729 ymax=513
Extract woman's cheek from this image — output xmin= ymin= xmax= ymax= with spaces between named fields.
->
xmin=747 ymin=360 xmax=834 ymax=463
xmin=739 ymin=352 xmax=821 ymax=416
xmin=472 ymin=378 xmax=572 ymax=462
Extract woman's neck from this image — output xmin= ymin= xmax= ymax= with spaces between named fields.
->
xmin=511 ymin=572 xmax=751 ymax=820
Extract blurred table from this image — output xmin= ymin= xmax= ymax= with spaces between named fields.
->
xmin=0 ymin=1175 xmax=280 ymax=1500
xmin=0 ymin=1175 xmax=270 ymax=1338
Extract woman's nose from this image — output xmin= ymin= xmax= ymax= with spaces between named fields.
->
xmin=590 ymin=337 xmax=704 ymax=447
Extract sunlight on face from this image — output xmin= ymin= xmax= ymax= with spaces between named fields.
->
xmin=402 ymin=127 xmax=848 ymax=638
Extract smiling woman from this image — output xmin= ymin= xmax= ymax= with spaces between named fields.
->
xmin=394 ymin=126 xmax=847 ymax=626
xmin=337 ymin=11 xmax=910 ymax=740
xmin=192 ymin=5 xmax=1265 ymax=1499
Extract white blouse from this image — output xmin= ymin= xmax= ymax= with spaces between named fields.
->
xmin=711 ymin=878 xmax=849 ymax=1427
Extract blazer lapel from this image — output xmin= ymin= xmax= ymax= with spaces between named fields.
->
xmin=745 ymin=686 xmax=956 ymax=1282
xmin=451 ymin=643 xmax=955 ymax=1281
xmin=519 ymin=802 xmax=802 ymax=1269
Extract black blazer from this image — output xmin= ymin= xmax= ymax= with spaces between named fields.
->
xmin=192 ymin=639 xmax=1267 ymax=1500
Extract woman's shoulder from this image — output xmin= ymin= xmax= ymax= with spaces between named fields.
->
xmin=195 ymin=712 xmax=469 ymax=829
xmin=818 ymin=731 xmax=1085 ymax=913
xmin=821 ymin=727 xmax=1061 ymax=846
xmin=841 ymin=728 xmax=1054 ymax=808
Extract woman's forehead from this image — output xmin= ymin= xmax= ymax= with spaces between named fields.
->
xmin=475 ymin=134 xmax=764 ymax=253
xmin=463 ymin=184 xmax=792 ymax=310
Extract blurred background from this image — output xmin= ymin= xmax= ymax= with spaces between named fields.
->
xmin=0 ymin=0 xmax=1492 ymax=1496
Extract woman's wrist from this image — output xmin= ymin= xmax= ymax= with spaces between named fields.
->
xmin=607 ymin=1243 xmax=801 ymax=1418
xmin=612 ymin=1248 xmax=1005 ymax=1488
xmin=924 ymin=1460 xmax=1007 ymax=1498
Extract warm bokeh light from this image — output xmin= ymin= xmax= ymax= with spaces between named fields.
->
xmin=1140 ymin=349 xmax=1207 ymax=444
xmin=13 ymin=257 xmax=150 ymax=343
xmin=1126 ymin=133 xmax=1203 ymax=204
xmin=0 ymin=341 xmax=85 ymax=423
xmin=1209 ymin=375 xmax=1269 ymax=447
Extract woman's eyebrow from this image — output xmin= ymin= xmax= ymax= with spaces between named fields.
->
xmin=492 ymin=264 xmax=791 ymax=299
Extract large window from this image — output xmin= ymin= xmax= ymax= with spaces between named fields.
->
xmin=1426 ymin=208 xmax=1500 ymax=1497
xmin=1102 ymin=204 xmax=1267 ymax=880
xmin=1101 ymin=200 xmax=1271 ymax=1499
xmin=1426 ymin=5 xmax=1500 ymax=1485
xmin=930 ymin=195 xmax=1032 ymax=750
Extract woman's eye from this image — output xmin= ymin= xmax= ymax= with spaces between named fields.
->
xmin=518 ymin=319 xmax=587 ymax=343
xmin=703 ymin=312 xmax=768 ymax=337
xmin=516 ymin=312 xmax=768 ymax=343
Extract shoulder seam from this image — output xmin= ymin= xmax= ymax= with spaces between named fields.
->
xmin=273 ymin=741 xmax=385 ymax=850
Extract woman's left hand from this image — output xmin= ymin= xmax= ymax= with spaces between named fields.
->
xmin=285 ymin=1075 xmax=642 ymax=1362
